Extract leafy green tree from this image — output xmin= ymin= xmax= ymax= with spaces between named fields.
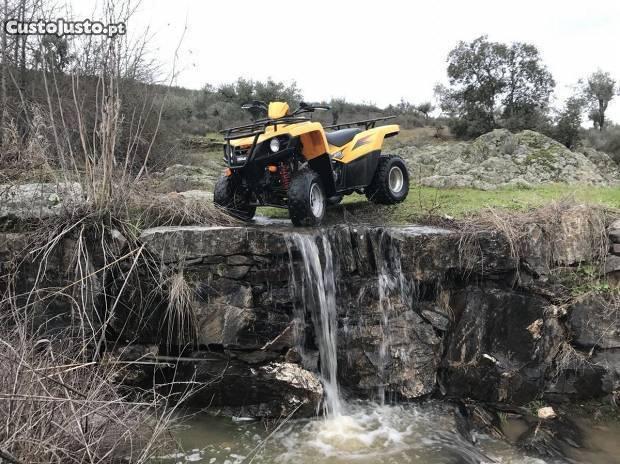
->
xmin=501 ymin=43 xmax=555 ymax=130
xmin=439 ymin=36 xmax=554 ymax=138
xmin=554 ymin=96 xmax=585 ymax=148
xmin=415 ymin=102 xmax=434 ymax=120
xmin=584 ymin=70 xmax=616 ymax=131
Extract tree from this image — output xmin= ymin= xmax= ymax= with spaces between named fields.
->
xmin=329 ymin=98 xmax=346 ymax=125
xmin=33 ymin=36 xmax=73 ymax=72
xmin=584 ymin=70 xmax=616 ymax=131
xmin=439 ymin=36 xmax=555 ymax=138
xmin=501 ymin=42 xmax=555 ymax=130
xmin=554 ymin=96 xmax=585 ymax=149
xmin=415 ymin=102 xmax=434 ymax=121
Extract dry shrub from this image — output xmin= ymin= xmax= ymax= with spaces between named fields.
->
xmin=125 ymin=189 xmax=240 ymax=228
xmin=0 ymin=106 xmax=56 ymax=181
xmin=0 ymin=312 xmax=196 ymax=464
xmin=0 ymin=208 xmax=208 ymax=463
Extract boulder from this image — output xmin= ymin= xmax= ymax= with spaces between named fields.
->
xmin=521 ymin=205 xmax=604 ymax=272
xmin=537 ymin=406 xmax=557 ymax=420
xmin=339 ymin=298 xmax=442 ymax=399
xmin=394 ymin=129 xmax=618 ymax=189
xmin=0 ymin=182 xmax=86 ymax=222
xmin=187 ymin=356 xmax=323 ymax=418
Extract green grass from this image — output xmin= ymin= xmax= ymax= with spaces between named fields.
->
xmin=258 ymin=184 xmax=620 ymax=224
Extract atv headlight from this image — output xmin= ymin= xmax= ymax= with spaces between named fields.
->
xmin=269 ymin=138 xmax=280 ymax=153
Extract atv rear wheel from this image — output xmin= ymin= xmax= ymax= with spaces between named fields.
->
xmin=213 ymin=175 xmax=256 ymax=221
xmin=288 ymin=169 xmax=326 ymax=226
xmin=365 ymin=155 xmax=409 ymax=204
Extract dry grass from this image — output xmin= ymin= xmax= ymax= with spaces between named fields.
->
xmin=455 ymin=198 xmax=615 ymax=275
xmin=0 ymin=207 xmax=208 ymax=463
xmin=0 ymin=317 xmax=192 ymax=464
xmin=162 ymin=268 xmax=198 ymax=349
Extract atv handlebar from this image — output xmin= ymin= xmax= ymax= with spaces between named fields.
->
xmin=291 ymin=102 xmax=330 ymax=116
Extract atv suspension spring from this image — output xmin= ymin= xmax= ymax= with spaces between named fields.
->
xmin=279 ymin=163 xmax=291 ymax=189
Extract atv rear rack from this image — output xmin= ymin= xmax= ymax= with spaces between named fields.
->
xmin=325 ymin=115 xmax=396 ymax=131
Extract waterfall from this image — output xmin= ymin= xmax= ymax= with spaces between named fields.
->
xmin=370 ymin=230 xmax=410 ymax=404
xmin=287 ymin=232 xmax=343 ymax=417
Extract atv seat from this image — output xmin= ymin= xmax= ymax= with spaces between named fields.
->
xmin=325 ymin=128 xmax=362 ymax=147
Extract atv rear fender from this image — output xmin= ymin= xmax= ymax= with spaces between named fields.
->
xmin=336 ymin=124 xmax=400 ymax=163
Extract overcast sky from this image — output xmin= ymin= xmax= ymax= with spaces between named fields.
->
xmin=75 ymin=0 xmax=620 ymax=122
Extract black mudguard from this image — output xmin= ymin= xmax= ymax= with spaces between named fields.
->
xmin=341 ymin=150 xmax=381 ymax=190
xmin=308 ymin=153 xmax=337 ymax=196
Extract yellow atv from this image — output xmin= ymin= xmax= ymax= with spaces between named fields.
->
xmin=214 ymin=101 xmax=409 ymax=226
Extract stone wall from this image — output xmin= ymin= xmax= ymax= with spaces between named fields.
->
xmin=2 ymin=205 xmax=619 ymax=418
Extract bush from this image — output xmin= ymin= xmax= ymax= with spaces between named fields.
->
xmin=583 ymin=125 xmax=620 ymax=163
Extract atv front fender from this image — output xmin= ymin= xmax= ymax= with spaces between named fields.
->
xmin=287 ymin=122 xmax=330 ymax=161
xmin=307 ymin=153 xmax=336 ymax=196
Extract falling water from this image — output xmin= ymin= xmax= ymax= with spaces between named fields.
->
xmin=287 ymin=232 xmax=343 ymax=416
xmin=370 ymin=230 xmax=411 ymax=404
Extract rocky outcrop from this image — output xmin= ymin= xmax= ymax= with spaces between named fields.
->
xmin=395 ymin=129 xmax=620 ymax=189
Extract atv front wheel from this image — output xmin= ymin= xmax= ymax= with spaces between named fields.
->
xmin=288 ymin=170 xmax=326 ymax=226
xmin=365 ymin=155 xmax=409 ymax=204
xmin=213 ymin=175 xmax=256 ymax=221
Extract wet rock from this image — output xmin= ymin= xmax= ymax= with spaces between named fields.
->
xmin=517 ymin=415 xmax=583 ymax=459
xmin=420 ymin=306 xmax=451 ymax=331
xmin=568 ymin=294 xmax=620 ymax=349
xmin=340 ymin=307 xmax=441 ymax=399
xmin=196 ymin=279 xmax=254 ymax=308
xmin=545 ymin=355 xmax=607 ymax=400
xmin=188 ymin=357 xmax=323 ymax=418
xmin=216 ymin=263 xmax=250 ymax=279
xmin=195 ymin=303 xmax=291 ymax=350
xmin=592 ymin=349 xmax=620 ymax=394
xmin=442 ymin=286 xmax=558 ymax=403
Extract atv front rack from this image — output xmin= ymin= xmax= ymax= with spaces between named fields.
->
xmin=325 ymin=115 xmax=396 ymax=131
xmin=221 ymin=116 xmax=310 ymax=141
xmin=220 ymin=116 xmax=310 ymax=167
